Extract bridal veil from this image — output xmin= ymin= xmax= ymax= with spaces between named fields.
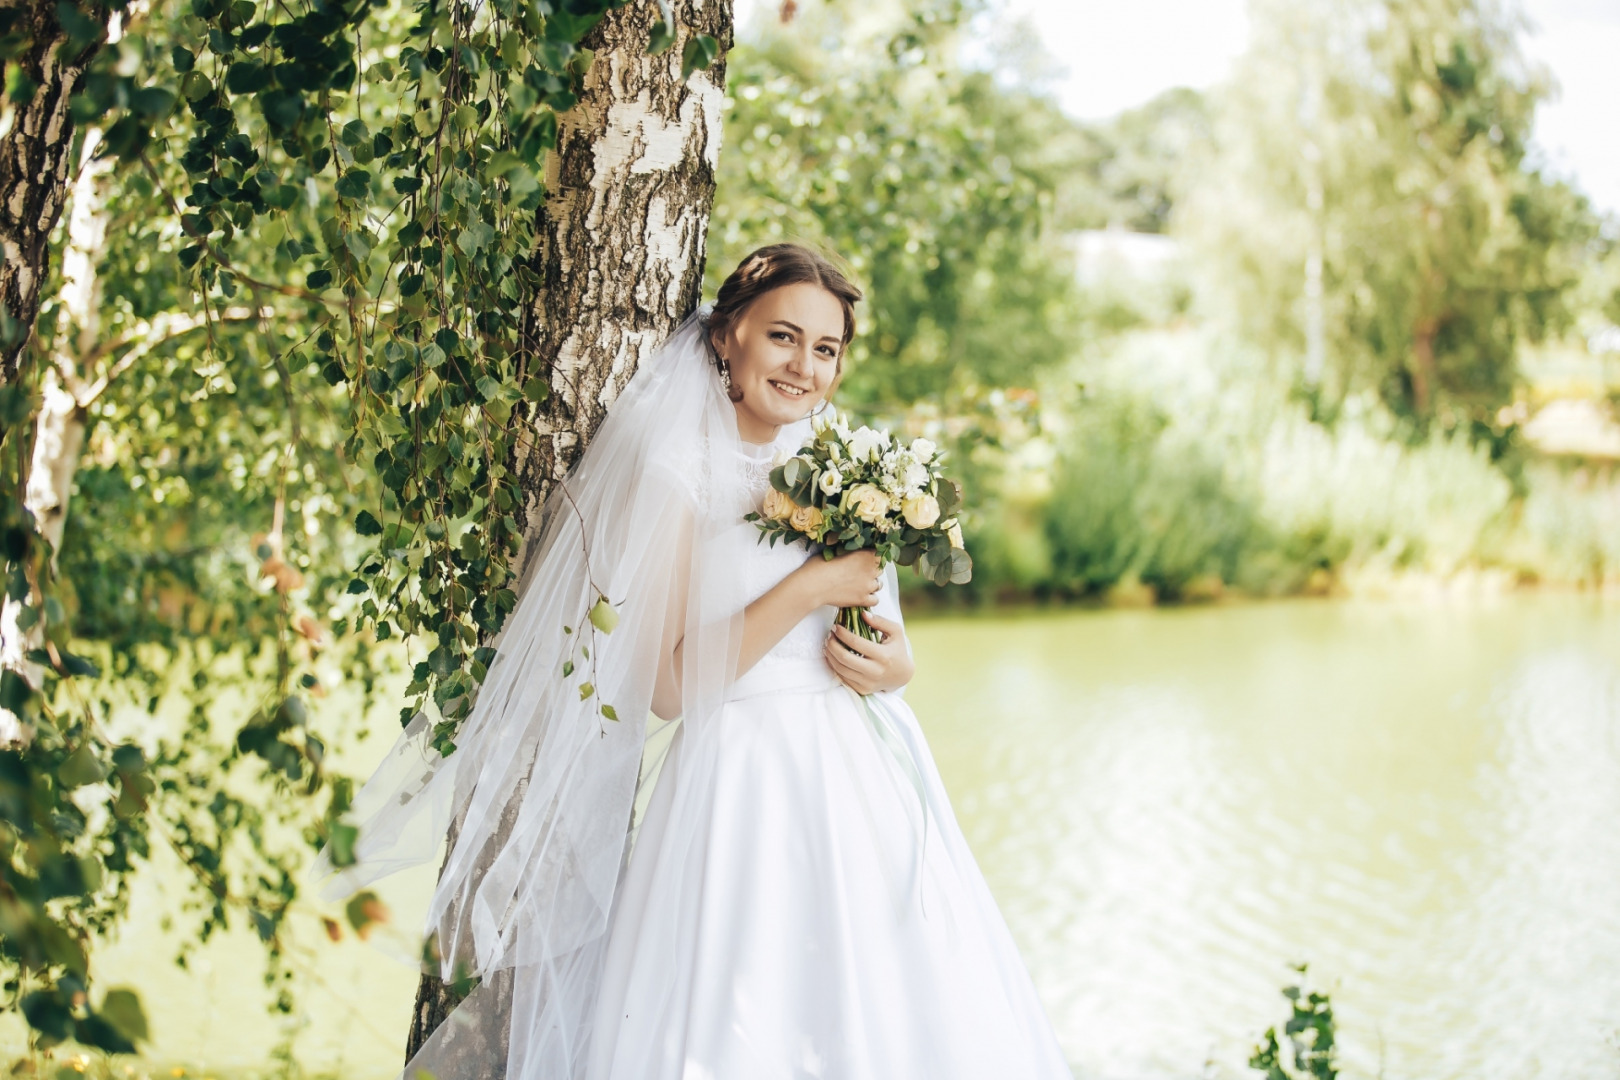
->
xmin=311 ymin=300 xmax=802 ymax=1078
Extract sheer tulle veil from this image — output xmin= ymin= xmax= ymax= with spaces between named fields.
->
xmin=310 ymin=299 xmax=817 ymax=1078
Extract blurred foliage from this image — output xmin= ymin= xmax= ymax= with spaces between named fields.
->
xmin=1059 ymin=87 xmax=1211 ymax=235
xmin=1186 ymin=0 xmax=1600 ymax=440
xmin=709 ymin=0 xmax=1086 ymax=407
xmin=1249 ymin=965 xmax=1339 ymax=1080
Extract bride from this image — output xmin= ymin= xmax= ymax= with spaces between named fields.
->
xmin=314 ymin=243 xmax=1074 ymax=1079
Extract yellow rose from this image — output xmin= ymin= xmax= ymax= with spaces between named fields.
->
xmin=902 ymin=493 xmax=941 ymax=529
xmin=946 ymin=520 xmax=964 ymax=549
xmin=762 ymin=489 xmax=795 ymax=521
xmin=788 ymin=504 xmax=825 ymax=537
xmin=845 ymin=483 xmax=890 ymax=524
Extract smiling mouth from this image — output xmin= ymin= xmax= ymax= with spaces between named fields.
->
xmin=769 ymin=380 xmax=809 ymax=398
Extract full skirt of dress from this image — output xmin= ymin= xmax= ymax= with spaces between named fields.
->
xmin=584 ymin=658 xmax=1075 ymax=1080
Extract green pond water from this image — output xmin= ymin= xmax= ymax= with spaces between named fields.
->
xmin=18 ymin=594 xmax=1620 ymax=1079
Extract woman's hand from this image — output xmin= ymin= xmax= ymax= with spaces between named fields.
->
xmin=824 ymin=610 xmax=914 ymax=695
xmin=793 ymin=549 xmax=884 ymax=610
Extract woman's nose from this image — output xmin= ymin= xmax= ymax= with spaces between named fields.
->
xmin=786 ymin=347 xmax=813 ymax=375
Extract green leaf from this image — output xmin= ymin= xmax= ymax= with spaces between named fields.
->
xmin=258 ymin=89 xmax=305 ymax=131
xmin=98 ymin=989 xmax=149 ymax=1044
xmin=335 ymin=169 xmax=372 ymax=201
xmin=58 ymin=743 xmax=107 ymax=788
xmin=344 ymin=890 xmax=387 ymax=936
xmin=681 ymin=34 xmax=719 ymax=78
xmin=57 ymin=651 xmax=99 ymax=678
xmin=579 ymin=682 xmax=594 ymax=701
xmin=305 ymin=268 xmax=333 ymax=290
xmin=325 ymin=822 xmax=358 ymax=868
xmin=0 ymin=668 xmax=31 ymax=711
xmin=225 ymin=61 xmax=270 ymax=93
xmin=562 ymin=660 xmax=574 ymax=677
xmin=130 ymin=86 xmax=175 ymax=119
xmin=354 ymin=510 xmax=383 ymax=536
xmin=171 ymin=46 xmax=196 ymax=72
xmin=647 ymin=20 xmax=675 ymax=56
xmin=588 ymin=598 xmax=619 ymax=633
xmin=340 ymin=119 xmax=371 ymax=147
xmin=455 ymin=221 xmax=496 ymax=255
xmin=180 ymin=70 xmax=211 ymax=101
xmin=600 ymin=704 xmax=619 ymax=721
xmin=5 ymin=65 xmax=38 ymax=105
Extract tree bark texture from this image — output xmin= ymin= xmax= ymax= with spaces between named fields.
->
xmin=0 ymin=129 xmax=104 ymax=745
xmin=405 ymin=0 xmax=732 ymax=1063
xmin=0 ymin=0 xmax=108 ymax=382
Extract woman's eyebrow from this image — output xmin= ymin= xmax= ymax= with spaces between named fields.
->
xmin=770 ymin=319 xmax=840 ymax=344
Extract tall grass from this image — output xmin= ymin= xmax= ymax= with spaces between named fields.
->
xmin=940 ymin=328 xmax=1620 ymax=604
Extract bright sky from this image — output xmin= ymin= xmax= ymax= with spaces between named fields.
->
xmin=734 ymin=0 xmax=1620 ymax=216
xmin=985 ymin=0 xmax=1620 ymax=215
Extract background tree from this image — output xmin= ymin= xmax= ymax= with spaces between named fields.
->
xmin=1186 ymin=0 xmax=1595 ymax=441
xmin=710 ymin=0 xmax=1083 ymax=409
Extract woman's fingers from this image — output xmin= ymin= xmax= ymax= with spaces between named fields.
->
xmin=825 ymin=638 xmax=879 ymax=679
xmin=830 ymin=623 xmax=883 ymax=658
xmin=860 ymin=610 xmax=901 ymax=638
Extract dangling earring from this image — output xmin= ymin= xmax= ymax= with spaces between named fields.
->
xmin=719 ymin=359 xmax=733 ymax=394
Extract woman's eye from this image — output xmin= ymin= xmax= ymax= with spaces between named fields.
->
xmin=770 ymin=331 xmax=792 ymax=342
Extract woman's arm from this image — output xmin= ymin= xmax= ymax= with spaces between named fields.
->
xmin=737 ymin=548 xmax=883 ymax=677
xmin=650 ymin=544 xmax=884 ymax=719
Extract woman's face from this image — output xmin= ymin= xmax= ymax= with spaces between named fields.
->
xmin=712 ymin=282 xmax=845 ymax=444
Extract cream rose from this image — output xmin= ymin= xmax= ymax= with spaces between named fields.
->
xmin=788 ymin=504 xmax=825 ymax=537
xmin=845 ymin=483 xmax=891 ymax=524
xmin=762 ymin=489 xmax=796 ymax=521
xmin=902 ymin=493 xmax=941 ymax=529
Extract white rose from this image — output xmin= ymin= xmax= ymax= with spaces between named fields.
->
xmin=902 ymin=493 xmax=941 ymax=529
xmin=848 ymin=426 xmax=885 ymax=462
xmin=911 ymin=437 xmax=937 ymax=462
xmin=818 ymin=468 xmax=843 ymax=496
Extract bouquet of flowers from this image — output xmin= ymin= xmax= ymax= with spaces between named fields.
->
xmin=746 ymin=408 xmax=972 ymax=641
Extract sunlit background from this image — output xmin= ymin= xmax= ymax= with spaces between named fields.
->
xmin=9 ymin=0 xmax=1619 ymax=1076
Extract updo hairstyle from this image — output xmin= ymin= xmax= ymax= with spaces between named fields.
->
xmin=704 ymin=243 xmax=864 ymax=404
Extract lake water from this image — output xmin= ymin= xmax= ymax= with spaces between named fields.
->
xmin=20 ymin=594 xmax=1620 ymax=1079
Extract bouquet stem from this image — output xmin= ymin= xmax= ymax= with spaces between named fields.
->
xmin=836 ymin=602 xmax=883 ymax=642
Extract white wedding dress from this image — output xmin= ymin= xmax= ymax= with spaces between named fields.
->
xmin=584 ymin=440 xmax=1074 ymax=1080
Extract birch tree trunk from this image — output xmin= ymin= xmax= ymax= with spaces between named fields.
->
xmin=0 ymin=129 xmax=106 ymax=744
xmin=404 ymin=0 xmax=732 ymax=1061
xmin=0 ymin=0 xmax=109 ymax=382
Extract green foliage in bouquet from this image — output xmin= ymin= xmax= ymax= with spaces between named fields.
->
xmin=745 ymin=410 xmax=973 ymax=598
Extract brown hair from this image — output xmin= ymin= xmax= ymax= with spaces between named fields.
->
xmin=705 ymin=243 xmax=864 ymax=404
